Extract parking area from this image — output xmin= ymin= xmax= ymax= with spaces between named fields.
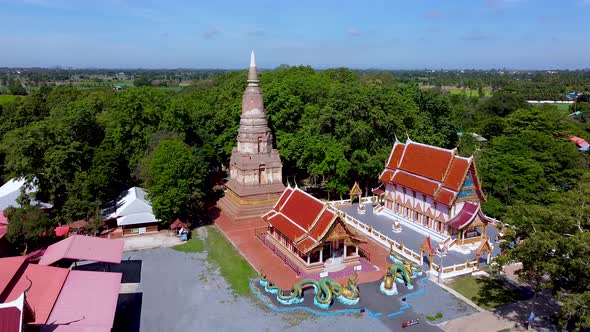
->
xmin=114 ymin=247 xmax=396 ymax=332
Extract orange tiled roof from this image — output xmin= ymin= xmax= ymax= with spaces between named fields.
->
xmin=309 ymin=209 xmax=336 ymax=240
xmin=392 ymin=171 xmax=439 ymax=196
xmin=294 ymin=237 xmax=317 ymax=252
xmin=266 ymin=213 xmax=306 ymax=241
xmin=380 ymin=139 xmax=483 ymax=206
xmin=399 ymin=142 xmax=454 ymax=181
xmin=434 ymin=188 xmax=455 ymax=206
xmin=279 ymin=189 xmax=324 ymax=230
xmin=386 ymin=143 xmax=405 ymax=169
xmin=443 ymin=157 xmax=470 ymax=191
xmin=263 ymin=186 xmax=361 ymax=253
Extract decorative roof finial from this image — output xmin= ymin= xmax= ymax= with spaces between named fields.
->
xmin=250 ymin=50 xmax=256 ymax=68
xmin=248 ymin=50 xmax=259 ymax=84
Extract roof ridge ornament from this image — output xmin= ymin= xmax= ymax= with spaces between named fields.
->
xmin=247 ymin=50 xmax=259 ymax=84
xmin=250 ymin=49 xmax=256 ymax=68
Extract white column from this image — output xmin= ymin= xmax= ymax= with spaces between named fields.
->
xmin=307 ymin=255 xmax=310 ymax=264
xmin=319 ymin=249 xmax=323 ymax=262
xmin=355 ymin=246 xmax=359 ymax=255
xmin=343 ymin=245 xmax=347 ymax=257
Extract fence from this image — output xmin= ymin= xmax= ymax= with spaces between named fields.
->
xmin=342 ymin=212 xmax=480 ymax=279
xmin=329 ymin=196 xmax=379 ymax=206
xmin=429 ymin=260 xmax=480 ymax=279
xmin=255 ymin=229 xmax=302 ymax=275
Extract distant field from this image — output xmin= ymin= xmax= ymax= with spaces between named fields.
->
xmin=0 ymin=95 xmax=18 ymax=105
xmin=421 ymin=85 xmax=493 ymax=97
xmin=447 ymin=88 xmax=493 ymax=97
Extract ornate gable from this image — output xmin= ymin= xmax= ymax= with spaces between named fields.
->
xmin=350 ymin=181 xmax=362 ymax=196
xmin=456 ymin=172 xmax=479 ymax=202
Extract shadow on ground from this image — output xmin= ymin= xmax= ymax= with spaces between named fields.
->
xmin=113 ymin=293 xmax=143 ymax=332
xmin=74 ymin=259 xmax=142 ymax=284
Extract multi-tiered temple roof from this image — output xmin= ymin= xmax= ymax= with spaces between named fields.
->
xmin=262 ymin=186 xmax=364 ymax=253
xmin=379 ymin=138 xmax=485 ymax=206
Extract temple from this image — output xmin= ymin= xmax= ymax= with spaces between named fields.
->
xmin=375 ymin=138 xmax=495 ymax=246
xmin=260 ymin=185 xmax=366 ymax=274
xmin=218 ymin=51 xmax=285 ymax=221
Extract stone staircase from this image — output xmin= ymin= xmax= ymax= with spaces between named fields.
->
xmin=217 ymin=194 xmax=276 ymax=222
xmin=323 ymin=256 xmax=346 ymax=273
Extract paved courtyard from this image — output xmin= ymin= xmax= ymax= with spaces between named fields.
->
xmin=115 ymin=247 xmax=391 ymax=331
xmin=113 ymin=245 xmax=479 ymax=332
xmin=337 ymin=203 xmax=502 ymax=267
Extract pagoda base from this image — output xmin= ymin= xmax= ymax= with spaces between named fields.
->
xmin=217 ymin=181 xmax=285 ymax=222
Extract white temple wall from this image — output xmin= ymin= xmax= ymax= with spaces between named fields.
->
xmin=452 ymin=201 xmax=465 ymax=218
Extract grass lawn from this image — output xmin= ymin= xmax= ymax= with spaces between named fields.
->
xmin=447 ymin=276 xmax=520 ymax=310
xmin=0 ymin=95 xmax=18 ymax=105
xmin=174 ymin=225 xmax=257 ymax=296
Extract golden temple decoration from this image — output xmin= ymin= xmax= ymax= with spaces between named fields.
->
xmin=349 ymin=181 xmax=363 ymax=203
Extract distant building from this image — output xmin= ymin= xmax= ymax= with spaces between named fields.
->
xmin=103 ymin=187 xmax=160 ymax=237
xmin=113 ymin=85 xmax=125 ymax=91
xmin=0 ymin=236 xmax=123 ymax=331
xmin=0 ymin=178 xmax=52 ymax=256
xmin=568 ymin=136 xmax=590 ymax=152
xmin=0 ymin=178 xmax=52 ymax=211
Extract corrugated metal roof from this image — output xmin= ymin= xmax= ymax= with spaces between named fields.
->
xmin=45 ymin=270 xmax=121 ymax=331
xmin=39 ymin=235 xmax=123 ymax=266
xmin=103 ymin=187 xmax=159 ymax=226
xmin=1 ymin=263 xmax=69 ymax=324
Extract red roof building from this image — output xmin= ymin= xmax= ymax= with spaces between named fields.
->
xmin=261 ymin=186 xmax=365 ymax=274
xmin=0 ymin=256 xmax=122 ymax=331
xmin=39 ymin=235 xmax=124 ymax=267
xmin=379 ymin=138 xmax=496 ymax=246
xmin=0 ymin=292 xmax=28 ymax=332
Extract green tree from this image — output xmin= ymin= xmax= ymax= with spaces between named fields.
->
xmin=5 ymin=201 xmax=55 ymax=253
xmin=141 ymin=138 xmax=209 ymax=223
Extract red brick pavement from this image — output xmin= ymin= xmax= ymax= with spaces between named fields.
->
xmin=215 ymin=211 xmax=392 ymax=289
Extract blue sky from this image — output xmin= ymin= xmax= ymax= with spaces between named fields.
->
xmin=0 ymin=0 xmax=589 ymax=69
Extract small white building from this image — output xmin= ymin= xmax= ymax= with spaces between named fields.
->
xmin=103 ymin=187 xmax=160 ymax=236
xmin=0 ymin=177 xmax=52 ymax=211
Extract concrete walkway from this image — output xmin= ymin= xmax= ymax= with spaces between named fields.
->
xmin=122 ymin=232 xmax=182 ymax=251
xmin=439 ymin=310 xmax=524 ymax=332
xmin=439 ymin=288 xmax=559 ymax=332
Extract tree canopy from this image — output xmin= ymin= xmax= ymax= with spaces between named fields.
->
xmin=0 ymin=66 xmax=588 ymax=328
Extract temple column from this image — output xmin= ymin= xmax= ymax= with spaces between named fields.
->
xmin=319 ymin=249 xmax=323 ymax=263
xmin=307 ymin=255 xmax=310 ymax=264
xmin=343 ymin=244 xmax=347 ymax=257
xmin=420 ymin=251 xmax=424 ymax=265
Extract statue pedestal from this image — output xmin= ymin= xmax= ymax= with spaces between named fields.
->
xmin=379 ymin=281 xmax=398 ymax=296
